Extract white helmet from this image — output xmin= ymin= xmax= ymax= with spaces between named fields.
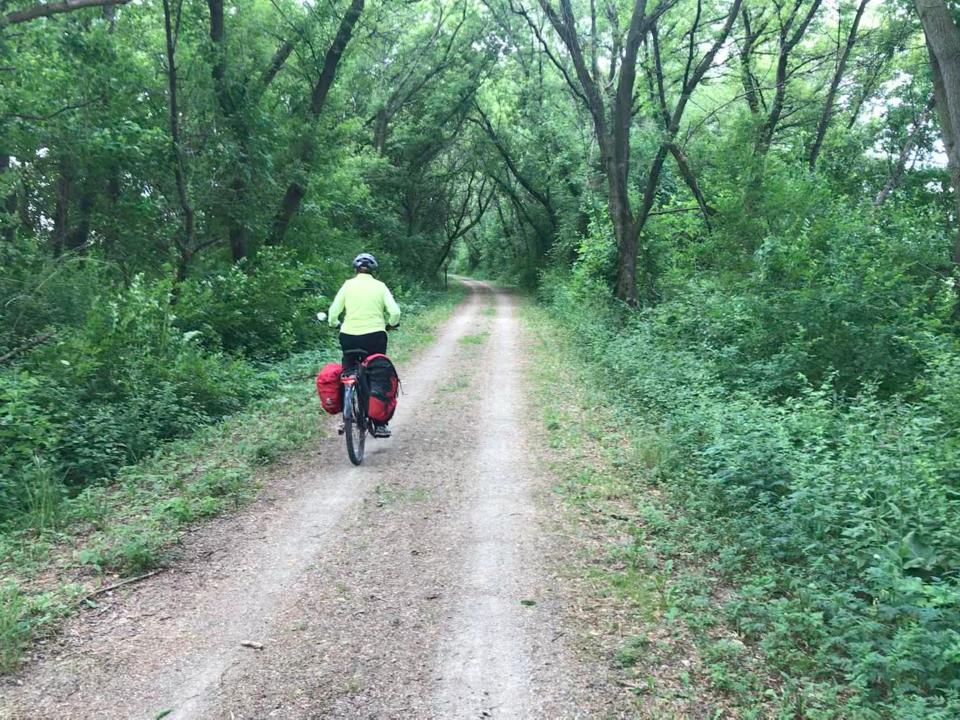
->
xmin=352 ymin=253 xmax=378 ymax=271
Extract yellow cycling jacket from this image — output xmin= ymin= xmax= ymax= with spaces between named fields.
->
xmin=328 ymin=273 xmax=401 ymax=336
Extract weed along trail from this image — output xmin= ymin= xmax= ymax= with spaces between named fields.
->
xmin=2 ymin=282 xmax=626 ymax=720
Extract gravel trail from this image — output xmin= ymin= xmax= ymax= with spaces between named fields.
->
xmin=1 ymin=282 xmax=631 ymax=720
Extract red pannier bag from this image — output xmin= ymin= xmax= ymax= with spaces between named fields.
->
xmin=362 ymin=354 xmax=400 ymax=423
xmin=316 ymin=362 xmax=344 ymax=415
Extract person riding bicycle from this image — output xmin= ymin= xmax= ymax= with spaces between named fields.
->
xmin=328 ymin=252 xmax=401 ymax=437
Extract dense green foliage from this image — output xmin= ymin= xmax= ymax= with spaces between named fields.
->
xmin=1 ymin=0 xmax=486 ymax=527
xmin=543 ymin=276 xmax=960 ymax=716
xmin=1 ymin=249 xmax=308 ymax=525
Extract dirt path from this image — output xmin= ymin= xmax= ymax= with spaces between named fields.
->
xmin=1 ymin=282 xmax=631 ymax=720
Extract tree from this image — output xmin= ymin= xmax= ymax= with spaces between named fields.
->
xmin=162 ymin=0 xmax=199 ymax=279
xmin=916 ymin=0 xmax=960 ymax=263
xmin=520 ymin=0 xmax=740 ymax=303
xmin=808 ymin=0 xmax=871 ymax=170
xmin=364 ymin=0 xmax=474 ymax=155
xmin=754 ymin=0 xmax=824 ymax=158
xmin=875 ymin=95 xmax=936 ymax=206
xmin=267 ymin=0 xmax=366 ymax=247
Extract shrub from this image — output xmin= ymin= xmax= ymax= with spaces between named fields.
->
xmin=174 ymin=248 xmax=330 ymax=359
xmin=0 ymin=274 xmax=262 ymax=524
xmin=545 ymin=271 xmax=960 ymax=717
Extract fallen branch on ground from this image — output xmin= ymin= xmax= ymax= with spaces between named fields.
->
xmin=84 ymin=570 xmax=164 ymax=600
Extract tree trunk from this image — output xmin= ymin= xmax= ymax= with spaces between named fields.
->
xmin=66 ymin=185 xmax=93 ymax=252
xmin=266 ymin=0 xmax=365 ymax=247
xmin=269 ymin=182 xmax=307 ymax=247
xmin=373 ymin=108 xmax=390 ymax=154
xmin=613 ymin=210 xmax=639 ymax=305
xmin=1 ymin=155 xmax=16 ymax=242
xmin=434 ymin=235 xmax=457 ymax=274
xmin=738 ymin=7 xmax=764 ymax=116
xmin=536 ymin=0 xmax=648 ymax=305
xmin=756 ymin=0 xmax=823 ymax=157
xmin=637 ymin=0 xmax=741 ymax=251
xmin=916 ymin=0 xmax=960 ymax=263
xmin=207 ymin=0 xmax=228 ymax=107
xmin=163 ymin=0 xmax=196 ymax=275
xmin=634 ymin=143 xmax=670 ymax=240
xmin=227 ymin=177 xmax=249 ymax=261
xmin=607 ymin=0 xmax=650 ymax=305
xmin=52 ymin=165 xmax=70 ymax=256
xmin=808 ymin=0 xmax=870 ymax=170
xmin=669 ymin=143 xmax=716 ymax=227
xmin=206 ymin=0 xmax=253 ymax=262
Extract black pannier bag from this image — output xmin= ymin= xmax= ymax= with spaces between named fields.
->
xmin=361 ymin=354 xmax=400 ymax=423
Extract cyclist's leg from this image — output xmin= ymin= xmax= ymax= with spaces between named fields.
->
xmin=366 ymin=331 xmax=387 ymax=356
xmin=339 ymin=332 xmax=364 ymax=372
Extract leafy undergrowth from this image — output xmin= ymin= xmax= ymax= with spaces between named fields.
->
xmin=529 ymin=277 xmax=960 ymax=718
xmin=523 ymin=304 xmax=764 ymax=718
xmin=0 ymin=283 xmax=466 ymax=674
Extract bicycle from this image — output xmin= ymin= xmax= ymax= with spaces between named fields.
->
xmin=339 ymin=349 xmax=371 ymax=466
xmin=317 ymin=312 xmax=398 ymax=466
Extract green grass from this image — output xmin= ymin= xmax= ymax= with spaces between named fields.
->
xmin=457 ymin=330 xmax=489 ymax=346
xmin=370 ymin=483 xmax=431 ymax=507
xmin=615 ymin=635 xmax=652 ymax=668
xmin=438 ymin=374 xmax=471 ymax=393
xmin=0 ymin=282 xmax=467 ymax=674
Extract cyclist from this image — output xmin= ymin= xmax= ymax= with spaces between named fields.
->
xmin=328 ymin=252 xmax=401 ymax=437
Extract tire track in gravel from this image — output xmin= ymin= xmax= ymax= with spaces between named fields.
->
xmin=430 ymin=289 xmax=613 ymax=719
xmin=431 ymin=289 xmax=536 ymax=716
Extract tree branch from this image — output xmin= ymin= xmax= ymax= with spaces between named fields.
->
xmin=2 ymin=0 xmax=130 ymax=26
xmin=2 ymin=100 xmax=97 ymax=121
xmin=0 ymin=331 xmax=57 ymax=364
xmin=875 ymin=95 xmax=936 ymax=206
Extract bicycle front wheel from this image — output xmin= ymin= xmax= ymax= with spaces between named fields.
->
xmin=344 ymin=385 xmax=366 ymax=466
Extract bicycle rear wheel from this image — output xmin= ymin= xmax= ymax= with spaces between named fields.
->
xmin=344 ymin=384 xmax=366 ymax=466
